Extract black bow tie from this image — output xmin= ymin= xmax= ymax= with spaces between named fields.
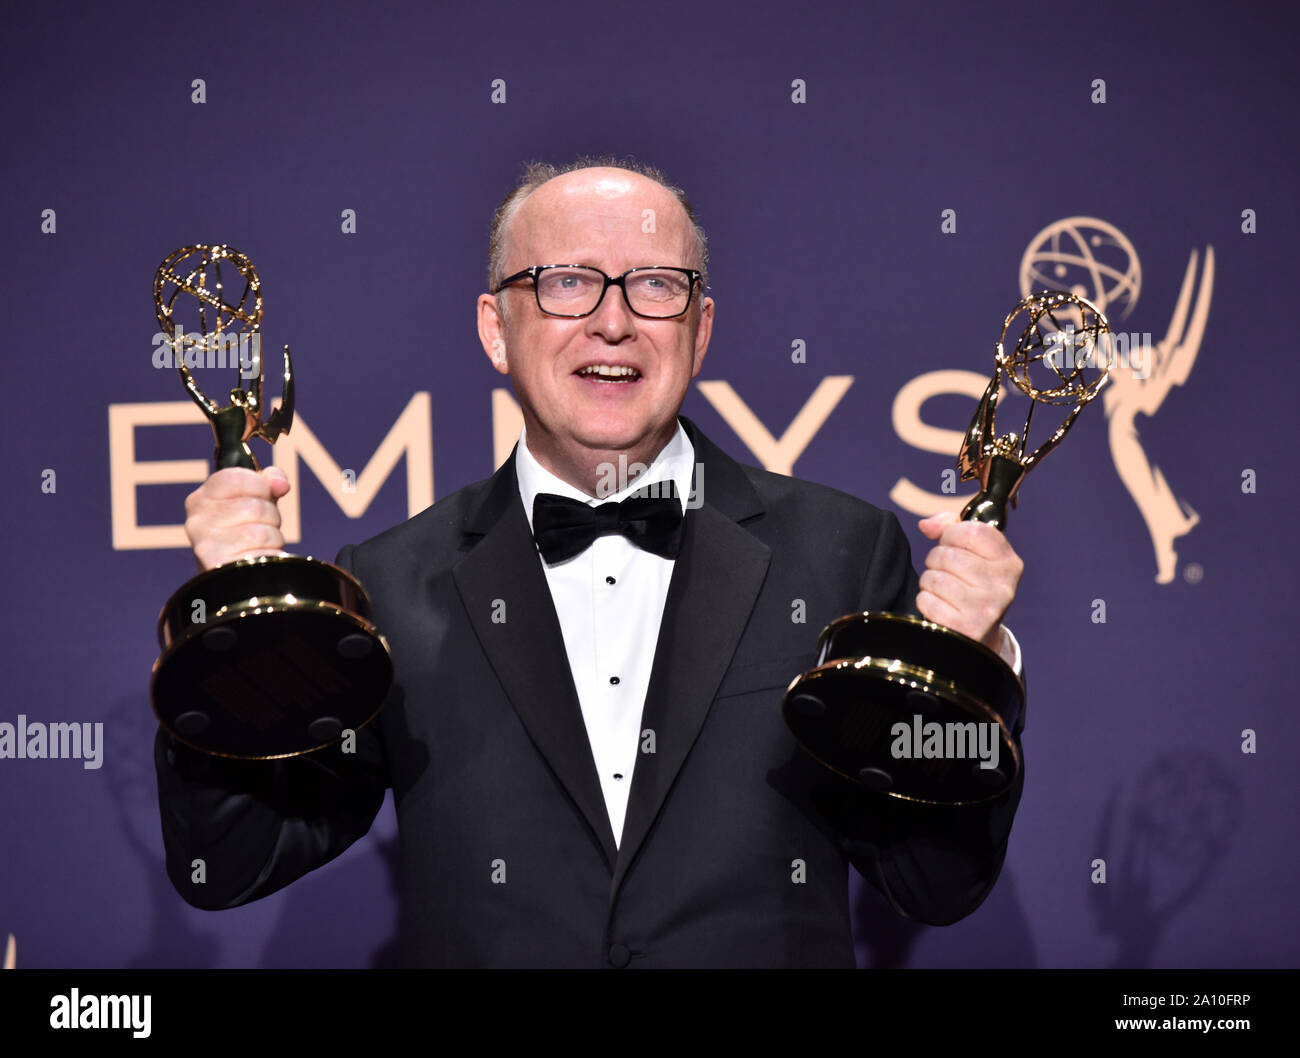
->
xmin=532 ymin=483 xmax=685 ymax=564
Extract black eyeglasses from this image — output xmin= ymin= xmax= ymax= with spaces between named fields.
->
xmin=492 ymin=265 xmax=702 ymax=319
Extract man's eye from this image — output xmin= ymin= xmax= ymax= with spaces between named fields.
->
xmin=632 ymin=272 xmax=684 ymax=297
xmin=541 ymin=271 xmax=597 ymax=296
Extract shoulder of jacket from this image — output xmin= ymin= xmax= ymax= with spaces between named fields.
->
xmin=735 ymin=461 xmax=897 ymax=531
xmin=345 ymin=473 xmax=495 ymax=568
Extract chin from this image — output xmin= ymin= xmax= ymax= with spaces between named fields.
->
xmin=568 ymin=410 xmax=654 ymax=448
xmin=573 ymin=426 xmax=646 ymax=455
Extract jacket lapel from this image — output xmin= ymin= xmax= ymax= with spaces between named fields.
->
xmin=612 ymin=417 xmax=772 ymax=891
xmin=452 ymin=449 xmax=621 ymax=869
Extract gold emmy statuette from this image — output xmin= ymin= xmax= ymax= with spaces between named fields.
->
xmin=149 ymin=244 xmax=392 ymax=759
xmin=782 ymin=291 xmax=1112 ymax=804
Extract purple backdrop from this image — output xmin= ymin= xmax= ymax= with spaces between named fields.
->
xmin=1 ymin=0 xmax=1296 ymax=968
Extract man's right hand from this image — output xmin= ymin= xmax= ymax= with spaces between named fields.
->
xmin=184 ymin=466 xmax=292 ymax=571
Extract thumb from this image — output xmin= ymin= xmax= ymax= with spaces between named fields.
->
xmin=262 ymin=465 xmax=291 ymax=498
xmin=918 ymin=509 xmax=957 ymax=538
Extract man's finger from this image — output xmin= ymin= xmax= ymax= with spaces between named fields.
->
xmin=201 ymin=465 xmax=277 ymax=500
xmin=938 ymin=519 xmax=1015 ymax=561
xmin=924 ymin=543 xmax=985 ymax=589
xmin=915 ymin=587 xmax=963 ymax=630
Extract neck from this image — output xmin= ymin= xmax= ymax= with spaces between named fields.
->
xmin=524 ymin=419 xmax=679 ymax=498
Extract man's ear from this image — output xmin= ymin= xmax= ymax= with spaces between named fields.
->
xmin=476 ymin=293 xmax=510 ymax=376
xmin=691 ymin=295 xmax=714 ymax=377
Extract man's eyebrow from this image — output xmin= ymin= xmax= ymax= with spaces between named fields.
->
xmin=533 ymin=259 xmax=609 ymax=271
xmin=545 ymin=252 xmax=603 ymax=265
xmin=541 ymin=259 xmax=687 ymax=270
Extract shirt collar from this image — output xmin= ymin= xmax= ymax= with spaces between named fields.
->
xmin=516 ymin=420 xmax=696 ymax=531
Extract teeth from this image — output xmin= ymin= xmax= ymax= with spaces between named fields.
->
xmin=578 ymin=364 xmax=639 ymax=380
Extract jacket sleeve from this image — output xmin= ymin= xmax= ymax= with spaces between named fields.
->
xmin=830 ymin=510 xmax=1027 ymax=926
xmin=152 ymin=543 xmax=390 ymax=911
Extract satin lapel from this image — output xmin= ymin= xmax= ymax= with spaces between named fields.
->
xmin=452 ymin=450 xmax=620 ymax=870
xmin=612 ymin=421 xmax=772 ymax=891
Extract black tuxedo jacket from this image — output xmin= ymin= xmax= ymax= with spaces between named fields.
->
xmin=155 ymin=416 xmax=1025 ymax=967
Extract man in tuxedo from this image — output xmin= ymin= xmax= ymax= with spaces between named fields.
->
xmin=157 ymin=158 xmax=1026 ymax=967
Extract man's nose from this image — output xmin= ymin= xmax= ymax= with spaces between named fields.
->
xmin=587 ymin=281 xmax=638 ymax=337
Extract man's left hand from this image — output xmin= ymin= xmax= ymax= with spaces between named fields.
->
xmin=916 ymin=510 xmax=1023 ymax=661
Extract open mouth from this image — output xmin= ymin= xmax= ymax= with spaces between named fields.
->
xmin=574 ymin=364 xmax=642 ymax=383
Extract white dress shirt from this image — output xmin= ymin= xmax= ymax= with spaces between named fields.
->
xmin=516 ymin=422 xmax=697 ymax=848
xmin=515 ymin=423 xmax=1022 ymax=847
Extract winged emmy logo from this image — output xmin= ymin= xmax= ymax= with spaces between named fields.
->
xmin=1020 ymin=218 xmax=1213 ymax=584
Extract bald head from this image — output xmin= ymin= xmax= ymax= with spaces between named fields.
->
xmin=487 ymin=158 xmax=709 ymax=311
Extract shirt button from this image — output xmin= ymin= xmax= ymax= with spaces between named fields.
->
xmin=609 ymin=675 xmax=620 ymax=685
xmin=607 ymin=943 xmax=632 ymax=968
xmin=606 ymin=575 xmax=616 ymax=585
